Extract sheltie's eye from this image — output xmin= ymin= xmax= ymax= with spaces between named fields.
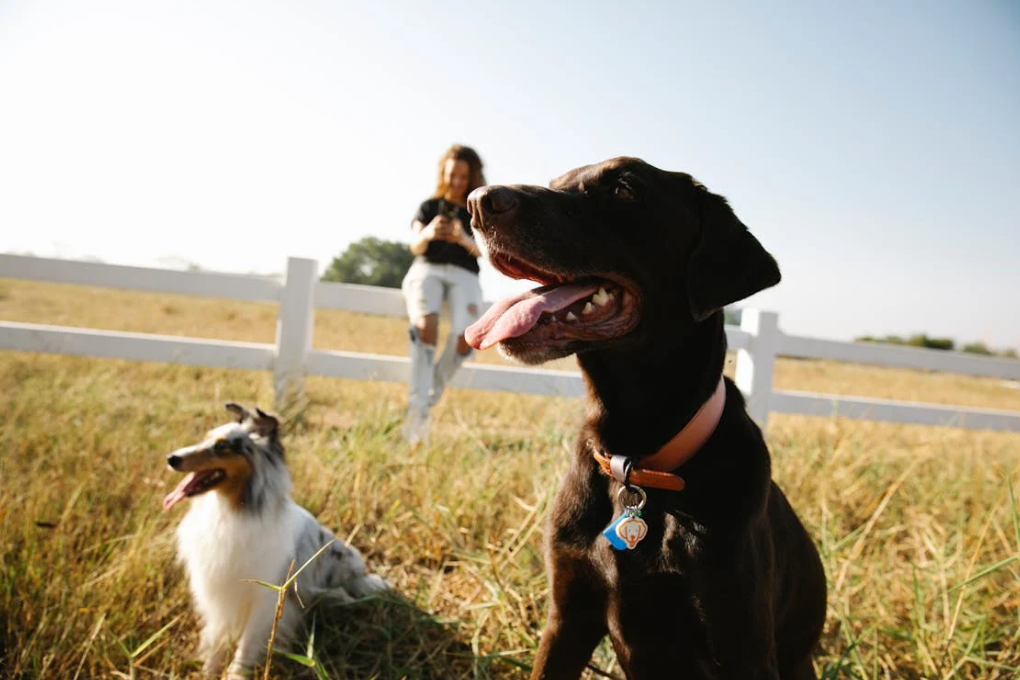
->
xmin=214 ymin=439 xmax=231 ymax=454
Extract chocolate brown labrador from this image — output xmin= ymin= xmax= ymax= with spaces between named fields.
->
xmin=465 ymin=158 xmax=826 ymax=679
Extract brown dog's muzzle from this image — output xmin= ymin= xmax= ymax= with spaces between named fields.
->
xmin=467 ymin=185 xmax=518 ymax=235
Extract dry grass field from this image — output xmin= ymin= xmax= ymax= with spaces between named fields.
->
xmin=2 ymin=278 xmax=1019 ymax=679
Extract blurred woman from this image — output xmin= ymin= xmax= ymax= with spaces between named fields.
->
xmin=401 ymin=144 xmax=486 ymax=444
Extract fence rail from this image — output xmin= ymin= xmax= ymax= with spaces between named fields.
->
xmin=778 ymin=333 xmax=1020 ymax=381
xmin=1 ymin=254 xmax=1018 ymax=433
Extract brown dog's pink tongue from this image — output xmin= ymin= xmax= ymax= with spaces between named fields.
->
xmin=162 ymin=473 xmax=197 ymax=512
xmin=466 ymin=282 xmax=600 ymax=350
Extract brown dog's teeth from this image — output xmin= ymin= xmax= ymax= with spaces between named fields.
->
xmin=582 ymin=302 xmax=595 ymax=315
xmin=593 ymin=288 xmax=614 ymax=307
xmin=566 ymin=311 xmax=578 ymax=322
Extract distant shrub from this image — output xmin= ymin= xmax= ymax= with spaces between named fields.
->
xmin=855 ymin=334 xmax=954 ymax=351
xmin=906 ymin=335 xmax=955 ymax=351
xmin=961 ymin=342 xmax=994 ymax=356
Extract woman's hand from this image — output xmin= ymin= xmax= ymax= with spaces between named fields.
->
xmin=448 ymin=219 xmax=481 ymax=256
xmin=419 ymin=215 xmax=450 ymax=242
xmin=410 ymin=216 xmax=479 ymax=256
xmin=411 ymin=216 xmax=454 ymax=255
xmin=444 ymin=218 xmax=467 ymax=242
xmin=432 ymin=216 xmax=458 ymax=242
xmin=429 ymin=216 xmax=468 ymax=244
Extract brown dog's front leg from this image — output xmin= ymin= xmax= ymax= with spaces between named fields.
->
xmin=530 ymin=552 xmax=608 ymax=680
xmin=531 ymin=610 xmax=607 ymax=680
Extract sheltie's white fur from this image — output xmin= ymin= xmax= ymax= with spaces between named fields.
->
xmin=164 ymin=403 xmax=387 ymax=678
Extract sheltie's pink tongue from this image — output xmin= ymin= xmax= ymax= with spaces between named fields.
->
xmin=466 ymin=281 xmax=601 ymax=350
xmin=162 ymin=473 xmax=197 ymax=512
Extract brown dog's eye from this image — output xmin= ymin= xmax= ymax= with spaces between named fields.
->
xmin=614 ymin=182 xmax=637 ymax=202
xmin=214 ymin=439 xmax=231 ymax=453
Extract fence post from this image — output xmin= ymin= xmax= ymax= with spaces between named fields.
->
xmin=734 ymin=309 xmax=779 ymax=429
xmin=274 ymin=257 xmax=317 ymax=410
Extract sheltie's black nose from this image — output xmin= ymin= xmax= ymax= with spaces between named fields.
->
xmin=167 ymin=454 xmax=183 ymax=470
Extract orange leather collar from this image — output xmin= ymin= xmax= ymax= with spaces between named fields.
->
xmin=592 ymin=375 xmax=727 ymax=492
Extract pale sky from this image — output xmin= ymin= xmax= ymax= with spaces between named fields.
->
xmin=1 ymin=0 xmax=1018 ymax=350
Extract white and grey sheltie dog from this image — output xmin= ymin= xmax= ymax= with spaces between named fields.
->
xmin=163 ymin=402 xmax=388 ymax=678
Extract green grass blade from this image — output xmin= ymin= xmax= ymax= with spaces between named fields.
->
xmin=948 ymin=555 xmax=1019 ymax=592
xmin=306 ymin=612 xmax=317 ymax=658
xmin=244 ymin=579 xmax=283 ymax=592
xmin=130 ymin=615 xmax=182 ymax=659
xmin=1009 ymin=475 xmax=1020 ymax=554
xmin=283 ymin=538 xmax=337 ymax=590
xmin=274 ymin=650 xmax=316 ymax=667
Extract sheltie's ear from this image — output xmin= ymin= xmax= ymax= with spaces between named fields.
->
xmin=224 ymin=402 xmax=248 ymax=422
xmin=253 ymin=408 xmax=279 ymax=440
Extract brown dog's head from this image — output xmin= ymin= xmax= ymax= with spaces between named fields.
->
xmin=465 ymin=157 xmax=780 ymax=364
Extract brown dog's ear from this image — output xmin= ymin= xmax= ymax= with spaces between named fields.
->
xmin=686 ymin=193 xmax=781 ymax=322
xmin=252 ymin=407 xmax=279 ymax=440
xmin=224 ymin=402 xmax=248 ymax=422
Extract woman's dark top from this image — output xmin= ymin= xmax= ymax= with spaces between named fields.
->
xmin=412 ymin=198 xmax=479 ymax=274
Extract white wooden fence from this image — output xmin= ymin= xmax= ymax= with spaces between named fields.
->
xmin=2 ymin=254 xmax=1019 ymax=433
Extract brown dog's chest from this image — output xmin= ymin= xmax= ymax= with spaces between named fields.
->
xmin=557 ymin=475 xmax=713 ymax=594
xmin=587 ymin=507 xmax=704 ymax=575
xmin=560 ymin=509 xmax=720 ymax=669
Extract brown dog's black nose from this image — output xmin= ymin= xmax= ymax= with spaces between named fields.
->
xmin=167 ymin=454 xmax=183 ymax=470
xmin=481 ymin=186 xmax=518 ymax=214
xmin=468 ymin=186 xmax=518 ymax=233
